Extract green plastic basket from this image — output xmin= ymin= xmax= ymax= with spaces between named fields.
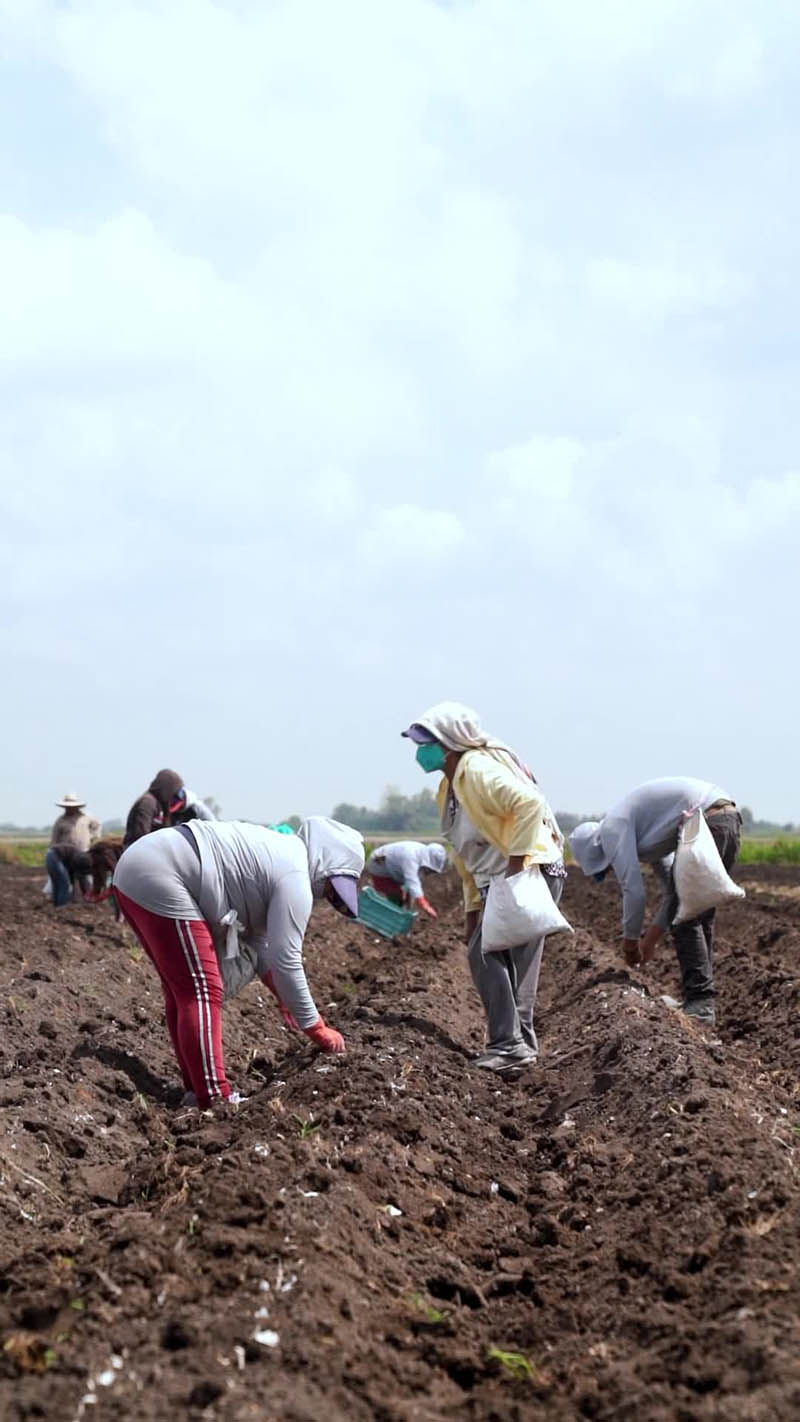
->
xmin=357 ymin=886 xmax=417 ymax=939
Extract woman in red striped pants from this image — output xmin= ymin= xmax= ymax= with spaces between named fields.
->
xmin=113 ymin=816 xmax=364 ymax=1108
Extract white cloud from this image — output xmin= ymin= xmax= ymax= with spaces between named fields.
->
xmin=0 ymin=209 xmax=238 ymax=368
xmin=0 ymin=0 xmax=799 ymax=821
xmin=487 ymin=437 xmax=583 ymax=501
xmin=358 ymin=504 xmax=466 ymax=567
xmin=485 ymin=421 xmax=800 ymax=599
xmin=586 ymin=256 xmax=747 ymax=324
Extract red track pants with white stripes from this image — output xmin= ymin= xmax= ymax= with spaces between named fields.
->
xmin=115 ymin=890 xmax=231 ymax=1108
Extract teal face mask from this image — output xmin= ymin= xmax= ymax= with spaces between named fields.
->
xmin=415 ymin=742 xmax=447 ymax=774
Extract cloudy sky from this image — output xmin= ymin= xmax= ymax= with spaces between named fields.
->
xmin=1 ymin=0 xmax=798 ymax=827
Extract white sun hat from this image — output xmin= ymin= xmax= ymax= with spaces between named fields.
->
xmin=55 ymin=791 xmax=86 ymax=809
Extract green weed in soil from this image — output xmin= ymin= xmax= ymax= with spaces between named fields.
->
xmin=487 ymin=1347 xmax=536 ymax=1382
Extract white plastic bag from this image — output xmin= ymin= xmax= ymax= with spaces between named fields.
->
xmin=673 ymin=809 xmax=745 ymax=924
xmin=482 ymin=865 xmax=573 ymax=953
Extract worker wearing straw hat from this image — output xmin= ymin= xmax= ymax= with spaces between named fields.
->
xmin=46 ymin=792 xmax=101 ymax=907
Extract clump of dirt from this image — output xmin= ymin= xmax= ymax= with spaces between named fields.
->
xmin=1 ymin=861 xmax=799 ymax=1420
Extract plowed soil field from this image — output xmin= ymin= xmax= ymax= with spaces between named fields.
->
xmin=2 ymin=860 xmax=800 ymax=1421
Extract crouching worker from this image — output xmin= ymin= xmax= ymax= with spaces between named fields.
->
xmin=113 ymin=816 xmax=364 ymax=1108
xmin=366 ymin=841 xmax=447 ymax=917
xmin=402 ymin=702 xmax=566 ymax=1075
xmin=84 ymin=839 xmax=125 ymax=917
xmin=569 ymin=777 xmax=742 ymax=1026
xmin=46 ymin=844 xmax=93 ymax=905
xmin=46 ymin=791 xmax=100 ymax=906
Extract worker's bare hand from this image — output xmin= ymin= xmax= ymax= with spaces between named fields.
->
xmin=639 ymin=924 xmax=663 ymax=964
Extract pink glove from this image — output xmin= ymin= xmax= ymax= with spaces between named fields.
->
xmin=304 ymin=1017 xmax=346 ymax=1054
xmin=416 ymin=895 xmax=438 ymax=919
xmin=262 ymin=972 xmax=299 ymax=1032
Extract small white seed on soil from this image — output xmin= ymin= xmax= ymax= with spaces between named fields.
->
xmin=253 ymin=1329 xmax=280 ymax=1347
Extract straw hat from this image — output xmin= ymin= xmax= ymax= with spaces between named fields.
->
xmin=55 ymin=792 xmax=86 ymax=809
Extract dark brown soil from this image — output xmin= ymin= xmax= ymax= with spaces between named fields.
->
xmin=1 ymin=859 xmax=800 ymax=1421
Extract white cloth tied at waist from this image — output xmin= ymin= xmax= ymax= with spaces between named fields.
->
xmin=219 ymin=908 xmax=246 ymax=960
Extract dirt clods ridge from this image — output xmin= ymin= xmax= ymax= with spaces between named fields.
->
xmin=2 ymin=862 xmax=800 ymax=1420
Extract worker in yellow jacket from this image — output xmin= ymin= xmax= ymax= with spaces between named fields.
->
xmin=402 ymin=701 xmax=565 ymax=1075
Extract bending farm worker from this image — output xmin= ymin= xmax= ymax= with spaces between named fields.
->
xmin=569 ymin=777 xmax=742 ymax=1026
xmin=123 ymin=769 xmax=185 ymax=848
xmin=170 ymin=788 xmax=217 ymax=825
xmin=113 ymin=816 xmax=363 ymax=1109
xmin=45 ymin=791 xmax=101 ymax=907
xmin=366 ymin=840 xmax=447 ymax=918
xmin=402 ymin=701 xmax=565 ymax=1075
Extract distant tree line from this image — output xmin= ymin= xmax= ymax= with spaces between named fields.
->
xmin=739 ymin=807 xmax=799 ymax=837
xmin=331 ymin=787 xmax=441 ymax=835
xmin=3 ymin=800 xmax=799 ymax=839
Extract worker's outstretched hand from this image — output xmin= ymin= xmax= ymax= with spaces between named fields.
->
xmin=305 ymin=1017 xmax=346 ymax=1053
xmin=639 ymin=924 xmax=664 ymax=964
xmin=416 ymin=895 xmax=438 ymax=919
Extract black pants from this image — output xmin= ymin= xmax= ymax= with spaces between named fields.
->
xmin=667 ymin=810 xmax=742 ymax=1007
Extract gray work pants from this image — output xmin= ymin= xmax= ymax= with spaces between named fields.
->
xmin=467 ymin=874 xmax=563 ymax=1055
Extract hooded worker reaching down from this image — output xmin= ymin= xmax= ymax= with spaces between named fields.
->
xmin=402 ymin=701 xmax=566 ymax=1075
xmin=366 ymin=841 xmax=447 ymax=917
xmin=113 ymin=816 xmax=364 ymax=1108
xmin=569 ymin=777 xmax=742 ymax=1026
xmin=123 ymin=770 xmax=186 ymax=848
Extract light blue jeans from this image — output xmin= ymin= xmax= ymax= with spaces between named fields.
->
xmin=45 ymin=848 xmax=73 ymax=908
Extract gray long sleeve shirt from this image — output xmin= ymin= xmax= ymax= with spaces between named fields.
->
xmin=366 ymin=841 xmax=443 ymax=900
xmin=598 ymin=778 xmax=731 ymax=938
xmin=114 ymin=822 xmax=320 ymax=1028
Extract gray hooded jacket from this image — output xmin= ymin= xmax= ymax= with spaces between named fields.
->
xmin=367 ymin=841 xmax=447 ymax=900
xmin=569 ymin=777 xmax=730 ymax=939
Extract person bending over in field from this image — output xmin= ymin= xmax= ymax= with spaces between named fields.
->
xmin=569 ymin=778 xmax=742 ymax=1026
xmin=113 ymin=816 xmax=364 ymax=1109
xmin=402 ymin=701 xmax=566 ymax=1076
xmin=366 ymin=840 xmax=447 ymax=918
xmin=169 ymin=786 xmax=217 ymax=825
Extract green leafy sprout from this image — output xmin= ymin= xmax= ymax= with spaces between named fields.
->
xmin=294 ymin=1115 xmax=320 ymax=1139
xmin=487 ymin=1347 xmax=536 ymax=1382
xmin=410 ymin=1292 xmax=448 ymax=1325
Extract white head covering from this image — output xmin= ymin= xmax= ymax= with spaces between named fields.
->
xmin=408 ymin=701 xmax=489 ymax=751
xmin=421 ymin=843 xmax=447 ymax=872
xmin=405 ymin=701 xmax=534 ymax=782
xmin=568 ymin=821 xmax=609 ymax=876
xmin=297 ymin=816 xmax=365 ymax=894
